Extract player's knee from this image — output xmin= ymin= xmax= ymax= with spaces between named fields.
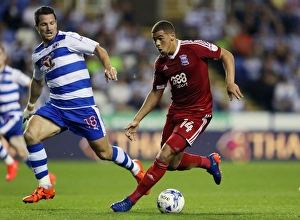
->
xmin=167 ymin=165 xmax=177 ymax=171
xmin=23 ymin=129 xmax=38 ymax=144
xmin=96 ymin=151 xmax=110 ymax=160
xmin=89 ymin=137 xmax=113 ymax=160
xmin=92 ymin=146 xmax=112 ymax=160
xmin=167 ymin=158 xmax=180 ymax=170
xmin=157 ymin=144 xmax=175 ymax=163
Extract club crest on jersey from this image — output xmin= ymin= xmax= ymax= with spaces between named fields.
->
xmin=42 ymin=52 xmax=55 ymax=71
xmin=179 ymin=55 xmax=189 ymax=66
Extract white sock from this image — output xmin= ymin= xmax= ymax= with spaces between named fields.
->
xmin=0 ymin=144 xmax=14 ymax=165
xmin=131 ymin=161 xmax=140 ymax=176
xmin=4 ymin=155 xmax=14 ymax=165
xmin=39 ymin=174 xmax=52 ymax=189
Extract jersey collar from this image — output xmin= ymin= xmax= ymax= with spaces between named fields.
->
xmin=168 ymin=40 xmax=181 ymax=59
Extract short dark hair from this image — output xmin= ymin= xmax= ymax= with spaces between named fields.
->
xmin=151 ymin=20 xmax=175 ymax=34
xmin=34 ymin=6 xmax=56 ymax=26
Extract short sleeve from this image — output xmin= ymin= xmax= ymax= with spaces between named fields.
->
xmin=33 ymin=63 xmax=44 ymax=80
xmin=65 ymin=32 xmax=99 ymax=56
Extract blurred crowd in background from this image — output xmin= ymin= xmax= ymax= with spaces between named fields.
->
xmin=1 ymin=0 xmax=300 ymax=113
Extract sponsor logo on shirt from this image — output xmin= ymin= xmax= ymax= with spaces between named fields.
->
xmin=170 ymin=72 xmax=188 ymax=88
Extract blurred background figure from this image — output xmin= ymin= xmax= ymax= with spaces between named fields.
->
xmin=0 ymin=44 xmax=30 ymax=181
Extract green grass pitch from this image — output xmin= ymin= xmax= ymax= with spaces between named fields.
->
xmin=0 ymin=160 xmax=299 ymax=220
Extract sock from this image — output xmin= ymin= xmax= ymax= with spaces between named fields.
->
xmin=111 ymin=146 xmax=139 ymax=175
xmin=27 ymin=143 xmax=51 ymax=188
xmin=176 ymin=152 xmax=210 ymax=170
xmin=24 ymin=158 xmax=32 ymax=169
xmin=39 ymin=174 xmax=52 ymax=189
xmin=129 ymin=158 xmax=168 ymax=204
xmin=0 ymin=143 xmax=14 ymax=165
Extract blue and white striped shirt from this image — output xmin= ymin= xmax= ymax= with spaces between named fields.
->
xmin=0 ymin=65 xmax=30 ymax=116
xmin=32 ymin=31 xmax=99 ymax=109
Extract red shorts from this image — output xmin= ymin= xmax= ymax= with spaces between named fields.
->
xmin=162 ymin=112 xmax=212 ymax=153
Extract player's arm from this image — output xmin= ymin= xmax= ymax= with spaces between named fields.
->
xmin=134 ymin=88 xmax=164 ymax=122
xmin=125 ymin=88 xmax=164 ymax=141
xmin=29 ymin=78 xmax=44 ymax=104
xmin=219 ymin=47 xmax=244 ymax=101
xmin=23 ymin=78 xmax=44 ymax=122
xmin=93 ymin=45 xmax=117 ymax=83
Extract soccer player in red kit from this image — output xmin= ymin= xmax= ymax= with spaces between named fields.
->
xmin=111 ymin=20 xmax=244 ymax=212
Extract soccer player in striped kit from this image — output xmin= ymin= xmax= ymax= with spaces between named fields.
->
xmin=22 ymin=6 xmax=148 ymax=203
xmin=0 ymin=44 xmax=57 ymax=183
xmin=111 ymin=20 xmax=244 ymax=212
xmin=0 ymin=44 xmax=30 ymax=181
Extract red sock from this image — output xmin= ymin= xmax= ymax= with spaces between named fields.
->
xmin=176 ymin=152 xmax=210 ymax=170
xmin=128 ymin=158 xmax=168 ymax=204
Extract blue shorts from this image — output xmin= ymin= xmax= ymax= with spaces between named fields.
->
xmin=0 ymin=112 xmax=23 ymax=141
xmin=35 ymin=103 xmax=106 ymax=141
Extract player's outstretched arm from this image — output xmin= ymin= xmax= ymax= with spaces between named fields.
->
xmin=226 ymin=82 xmax=244 ymax=101
xmin=125 ymin=121 xmax=140 ymax=141
xmin=219 ymin=48 xmax=244 ymax=101
xmin=94 ymin=45 xmax=117 ymax=83
xmin=125 ymin=89 xmax=164 ymax=141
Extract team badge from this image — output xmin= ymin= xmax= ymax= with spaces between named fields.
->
xmin=179 ymin=55 xmax=189 ymax=66
xmin=42 ymin=52 xmax=55 ymax=69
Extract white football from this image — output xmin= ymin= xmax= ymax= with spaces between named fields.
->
xmin=157 ymin=188 xmax=185 ymax=213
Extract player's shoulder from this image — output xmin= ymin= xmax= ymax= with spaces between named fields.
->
xmin=32 ymin=42 xmax=45 ymax=55
xmin=154 ymin=55 xmax=166 ymax=68
xmin=4 ymin=65 xmax=23 ymax=76
xmin=63 ymin=31 xmax=84 ymax=41
xmin=3 ymin=65 xmax=14 ymax=73
xmin=181 ymin=39 xmax=219 ymax=51
xmin=180 ymin=39 xmax=207 ymax=47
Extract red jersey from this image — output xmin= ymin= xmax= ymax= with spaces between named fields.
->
xmin=153 ymin=40 xmax=221 ymax=114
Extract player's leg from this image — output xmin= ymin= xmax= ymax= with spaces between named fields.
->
xmin=10 ymin=135 xmax=30 ymax=165
xmin=0 ymin=137 xmax=15 ymax=163
xmin=88 ymin=136 xmax=147 ymax=181
xmin=168 ymin=115 xmax=222 ymax=185
xmin=67 ymin=106 xmax=149 ymax=193
xmin=83 ymin=108 xmax=149 ymax=193
xmin=0 ymin=114 xmax=23 ymax=182
xmin=24 ymin=115 xmax=60 ymax=185
xmin=7 ymin=114 xmax=57 ymax=185
xmin=22 ymin=108 xmax=62 ymax=203
xmin=171 ymin=151 xmax=211 ymax=171
xmin=170 ymin=151 xmax=222 ymax=185
xmin=110 ymin=113 xmax=177 ymax=212
xmin=110 ymin=142 xmax=175 ymax=212
xmin=111 ymin=130 xmax=184 ymax=212
xmin=0 ymin=137 xmax=19 ymax=181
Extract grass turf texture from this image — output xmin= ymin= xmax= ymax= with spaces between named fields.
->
xmin=0 ymin=160 xmax=299 ymax=220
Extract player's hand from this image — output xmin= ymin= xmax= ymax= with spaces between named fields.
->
xmin=124 ymin=121 xmax=140 ymax=141
xmin=226 ymin=83 xmax=244 ymax=101
xmin=23 ymin=107 xmax=35 ymax=123
xmin=105 ymin=67 xmax=118 ymax=83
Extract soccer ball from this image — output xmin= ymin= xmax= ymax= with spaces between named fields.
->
xmin=157 ymin=188 xmax=185 ymax=213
